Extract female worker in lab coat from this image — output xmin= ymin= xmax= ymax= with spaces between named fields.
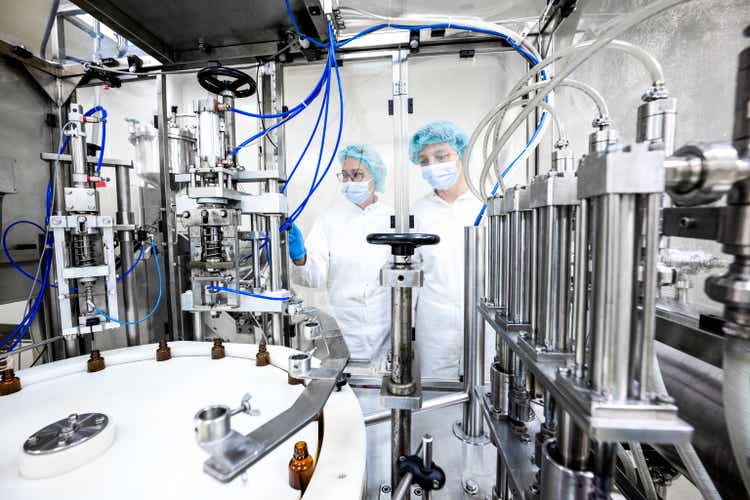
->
xmin=410 ymin=121 xmax=483 ymax=379
xmin=288 ymin=144 xmax=393 ymax=364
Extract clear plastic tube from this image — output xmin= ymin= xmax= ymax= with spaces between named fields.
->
xmin=650 ymin=351 xmax=722 ymax=500
xmin=477 ymin=0 xmax=692 ymax=199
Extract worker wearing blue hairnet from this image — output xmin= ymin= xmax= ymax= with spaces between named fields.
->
xmin=289 ymin=144 xmax=393 ymax=363
xmin=410 ymin=121 xmax=483 ymax=379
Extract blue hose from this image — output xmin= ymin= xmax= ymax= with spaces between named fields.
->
xmin=2 ymin=221 xmax=143 ymax=286
xmin=283 ymin=0 xmax=328 ymax=48
xmin=206 ymin=286 xmax=290 ymax=301
xmin=283 ymin=24 xmax=345 ymax=228
xmin=2 ymin=252 xmax=52 ymax=352
xmin=91 ymin=239 xmax=162 ymax=325
xmin=84 ymin=105 xmax=107 ymax=173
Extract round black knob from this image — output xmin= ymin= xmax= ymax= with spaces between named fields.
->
xmin=366 ymin=233 xmax=440 ymax=256
xmin=197 ymin=66 xmax=257 ymax=98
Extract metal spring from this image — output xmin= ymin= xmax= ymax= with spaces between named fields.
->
xmin=202 ymin=226 xmax=222 ymax=262
xmin=73 ymin=234 xmax=96 ymax=267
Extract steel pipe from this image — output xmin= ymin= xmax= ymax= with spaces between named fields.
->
xmin=462 ymin=226 xmax=486 ymax=439
xmin=115 ymin=165 xmax=140 ymax=345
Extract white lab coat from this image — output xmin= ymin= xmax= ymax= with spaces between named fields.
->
xmin=292 ymin=198 xmax=393 ymax=363
xmin=413 ymin=190 xmax=484 ymax=379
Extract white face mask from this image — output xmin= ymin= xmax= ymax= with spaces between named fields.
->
xmin=340 ymin=180 xmax=372 ymax=206
xmin=421 ymin=160 xmax=459 ymax=190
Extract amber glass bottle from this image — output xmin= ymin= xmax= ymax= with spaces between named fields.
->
xmin=288 ymin=441 xmax=314 ymax=493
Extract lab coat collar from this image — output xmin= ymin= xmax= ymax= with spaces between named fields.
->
xmin=429 ymin=188 xmax=474 ymax=206
xmin=338 ymin=196 xmax=385 ymax=215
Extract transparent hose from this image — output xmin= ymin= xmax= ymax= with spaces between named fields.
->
xmin=650 ymin=350 xmax=722 ymax=500
xmin=630 ymin=442 xmax=659 ymax=500
xmin=471 ymin=79 xmax=606 ymax=199
xmin=476 ymin=0 xmax=692 ymax=200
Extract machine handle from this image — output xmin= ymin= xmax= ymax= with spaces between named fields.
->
xmin=366 ymin=233 xmax=440 ymax=256
xmin=197 ymin=66 xmax=257 ymax=98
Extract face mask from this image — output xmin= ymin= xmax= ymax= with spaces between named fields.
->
xmin=421 ymin=160 xmax=459 ymax=191
xmin=340 ymin=181 xmax=372 ymax=206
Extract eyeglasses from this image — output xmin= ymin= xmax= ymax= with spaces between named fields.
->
xmin=336 ymin=170 xmax=367 ymax=182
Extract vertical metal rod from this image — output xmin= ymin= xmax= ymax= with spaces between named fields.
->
xmin=392 ymin=408 xmax=411 ymax=488
xmin=494 ymin=448 xmax=510 ymax=500
xmin=573 ymin=200 xmax=588 ymax=378
xmin=392 ymin=50 xmax=410 ymax=232
xmin=421 ymin=434 xmax=433 ymax=500
xmin=556 ymin=408 xmax=589 ymax=470
xmin=259 ymin=64 xmax=287 ymax=346
xmin=555 ymin=206 xmax=571 ymax=351
xmin=613 ymin=195 xmax=636 ymax=401
xmin=115 ymin=165 xmax=140 ymax=345
xmin=193 ymin=312 xmax=204 ymax=341
xmin=634 ymin=194 xmax=659 ymax=400
xmin=391 ymin=285 xmax=414 ymax=387
xmin=462 ymin=226 xmax=486 ymax=438
xmin=594 ymin=442 xmax=617 ymax=500
xmin=156 ymin=75 xmax=180 ymax=340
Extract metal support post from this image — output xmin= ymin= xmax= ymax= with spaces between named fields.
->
xmin=115 ymin=164 xmax=140 ymax=345
xmin=156 ymin=74 xmax=180 ymax=340
xmin=456 ymin=226 xmax=488 ymax=444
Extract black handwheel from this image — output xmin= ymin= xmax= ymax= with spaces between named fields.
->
xmin=366 ymin=233 xmax=440 ymax=256
xmin=197 ymin=66 xmax=257 ymax=98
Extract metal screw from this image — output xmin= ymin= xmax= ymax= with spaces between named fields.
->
xmin=463 ymin=478 xmax=479 ymax=495
xmin=380 ymin=485 xmax=392 ymax=494
xmin=679 ymin=216 xmax=695 ymax=228
xmin=413 ymin=486 xmax=423 ymax=496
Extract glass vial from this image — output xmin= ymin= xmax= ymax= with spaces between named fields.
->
xmin=288 ymin=440 xmax=314 ymax=493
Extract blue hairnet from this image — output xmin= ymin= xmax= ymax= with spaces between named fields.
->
xmin=338 ymin=144 xmax=387 ymax=193
xmin=409 ymin=120 xmax=468 ymax=164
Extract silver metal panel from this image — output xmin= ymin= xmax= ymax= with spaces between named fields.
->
xmin=72 ymin=0 xmax=328 ymax=65
xmin=0 ymin=57 xmax=54 ymax=305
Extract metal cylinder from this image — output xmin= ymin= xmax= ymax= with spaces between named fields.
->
xmin=556 ymin=408 xmax=589 ymax=471
xmin=534 ymin=205 xmax=574 ymax=351
xmin=391 ymin=284 xmax=414 ymax=391
xmin=637 ymin=98 xmax=678 ymax=156
xmin=194 ymin=98 xmax=222 ymax=167
xmin=490 ymin=362 xmax=512 ymax=417
xmin=115 ymin=165 xmax=140 ymax=345
xmin=194 ymin=405 xmax=231 ymax=444
xmin=588 ymin=194 xmax=637 ymax=401
xmin=462 ymin=226 xmax=486 ymax=438
xmin=540 ymin=440 xmax=595 ymax=500
xmin=504 ymin=188 xmax=532 ymax=324
xmin=488 ymin=196 xmax=504 ymax=308
xmin=193 ymin=312 xmax=204 ymax=341
xmin=221 ymin=94 xmax=235 ymax=162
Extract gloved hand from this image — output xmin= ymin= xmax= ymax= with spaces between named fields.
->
xmin=287 ymin=223 xmax=307 ymax=262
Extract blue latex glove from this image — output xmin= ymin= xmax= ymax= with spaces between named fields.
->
xmin=287 ymin=223 xmax=307 ymax=261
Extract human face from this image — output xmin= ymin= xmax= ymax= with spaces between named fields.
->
xmin=337 ymin=158 xmax=375 ymax=187
xmin=417 ymin=143 xmax=460 ymax=168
